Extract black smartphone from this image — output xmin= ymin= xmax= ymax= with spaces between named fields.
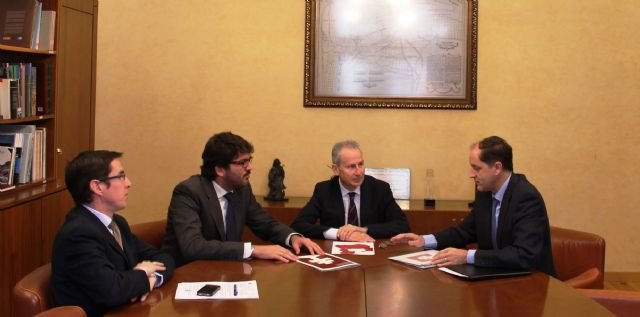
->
xmin=197 ymin=284 xmax=221 ymax=296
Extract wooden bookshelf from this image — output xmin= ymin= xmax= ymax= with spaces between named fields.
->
xmin=0 ymin=0 xmax=97 ymax=315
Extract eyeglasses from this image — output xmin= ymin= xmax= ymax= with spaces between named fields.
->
xmin=99 ymin=172 xmax=127 ymax=182
xmin=229 ymin=156 xmax=253 ymax=168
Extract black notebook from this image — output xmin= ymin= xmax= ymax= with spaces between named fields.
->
xmin=439 ymin=264 xmax=530 ymax=281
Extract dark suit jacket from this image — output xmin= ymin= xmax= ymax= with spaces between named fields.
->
xmin=51 ymin=206 xmax=175 ymax=317
xmin=291 ymin=175 xmax=410 ymax=239
xmin=162 ymin=175 xmax=296 ymax=266
xmin=433 ymin=173 xmax=556 ymax=276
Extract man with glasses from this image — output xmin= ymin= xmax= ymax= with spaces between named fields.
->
xmin=162 ymin=131 xmax=323 ymax=267
xmin=291 ymin=140 xmax=410 ymax=242
xmin=51 ymin=150 xmax=174 ymax=317
xmin=391 ymin=136 xmax=555 ymax=276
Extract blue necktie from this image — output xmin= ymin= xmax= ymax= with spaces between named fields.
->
xmin=491 ymin=197 xmax=499 ymax=249
xmin=224 ymin=192 xmax=237 ymax=241
xmin=347 ymin=192 xmax=358 ymax=225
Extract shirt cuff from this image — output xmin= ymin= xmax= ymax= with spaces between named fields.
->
xmin=466 ymin=249 xmax=476 ymax=264
xmin=423 ymin=234 xmax=438 ymax=249
xmin=243 ymin=242 xmax=253 ymax=259
xmin=285 ymin=233 xmax=303 ymax=247
xmin=153 ymin=272 xmax=164 ymax=287
xmin=136 ymin=267 xmax=150 ymax=276
xmin=324 ymin=228 xmax=338 ymax=240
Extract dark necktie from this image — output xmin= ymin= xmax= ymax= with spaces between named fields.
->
xmin=347 ymin=192 xmax=358 ymax=226
xmin=109 ymin=220 xmax=123 ymax=250
xmin=491 ymin=197 xmax=499 ymax=249
xmin=224 ymin=192 xmax=237 ymax=241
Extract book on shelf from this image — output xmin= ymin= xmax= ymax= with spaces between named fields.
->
xmin=0 ymin=78 xmax=10 ymax=119
xmin=388 ymin=250 xmax=438 ymax=269
xmin=31 ymin=127 xmax=45 ymax=182
xmin=0 ymin=124 xmax=35 ymax=184
xmin=0 ymin=0 xmax=40 ymax=48
xmin=37 ymin=10 xmax=55 ymax=51
xmin=297 ymin=253 xmax=360 ymax=272
xmin=0 ymin=133 xmax=17 ymax=191
xmin=438 ymin=264 xmax=531 ymax=281
xmin=30 ymin=1 xmax=42 ymax=49
xmin=0 ymin=62 xmax=38 ymax=119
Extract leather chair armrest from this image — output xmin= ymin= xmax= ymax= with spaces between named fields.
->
xmin=34 ymin=306 xmax=86 ymax=317
xmin=564 ymin=267 xmax=603 ymax=289
xmin=578 ymin=288 xmax=640 ymax=317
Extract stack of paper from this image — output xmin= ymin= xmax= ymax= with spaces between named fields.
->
xmin=175 ymin=280 xmax=259 ymax=300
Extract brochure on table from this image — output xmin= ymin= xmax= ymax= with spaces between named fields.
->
xmin=297 ymin=253 xmax=360 ymax=271
xmin=331 ymin=241 xmax=375 ymax=255
xmin=388 ymin=250 xmax=438 ymax=269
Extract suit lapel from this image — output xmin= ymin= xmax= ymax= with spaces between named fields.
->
xmin=113 ymin=215 xmax=137 ymax=267
xmin=359 ymin=177 xmax=371 ymax=225
xmin=330 ymin=177 xmax=346 ymax=224
xmin=496 ymin=174 xmax=518 ymax=246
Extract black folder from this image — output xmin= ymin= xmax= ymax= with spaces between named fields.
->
xmin=439 ymin=264 xmax=531 ymax=281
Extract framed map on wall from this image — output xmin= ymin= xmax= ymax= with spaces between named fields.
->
xmin=303 ymin=0 xmax=478 ymax=109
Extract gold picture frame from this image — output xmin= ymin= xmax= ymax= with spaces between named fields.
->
xmin=304 ymin=0 xmax=478 ymax=109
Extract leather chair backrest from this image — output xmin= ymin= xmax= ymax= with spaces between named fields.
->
xmin=13 ymin=263 xmax=53 ymax=317
xmin=130 ymin=219 xmax=167 ymax=249
xmin=551 ymin=226 xmax=605 ymax=288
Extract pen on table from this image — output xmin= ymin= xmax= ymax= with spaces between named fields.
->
xmin=233 ymin=284 xmax=238 ymax=296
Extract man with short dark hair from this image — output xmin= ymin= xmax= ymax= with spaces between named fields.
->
xmin=52 ymin=150 xmax=174 ymax=317
xmin=292 ymin=140 xmax=410 ymax=242
xmin=392 ymin=136 xmax=555 ymax=276
xmin=162 ymin=132 xmax=323 ymax=267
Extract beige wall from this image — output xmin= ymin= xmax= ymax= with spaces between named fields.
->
xmin=95 ymin=1 xmax=640 ymax=271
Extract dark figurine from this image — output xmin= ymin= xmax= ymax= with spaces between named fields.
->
xmin=265 ymin=158 xmax=287 ymax=201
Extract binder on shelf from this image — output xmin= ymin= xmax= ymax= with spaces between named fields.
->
xmin=0 ymin=0 xmax=40 ymax=48
xmin=0 ymin=124 xmax=35 ymax=184
xmin=0 ymin=133 xmax=17 ymax=190
xmin=30 ymin=1 xmax=42 ymax=49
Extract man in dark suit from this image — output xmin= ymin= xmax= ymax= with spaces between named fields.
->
xmin=391 ymin=136 xmax=556 ymax=276
xmin=291 ymin=140 xmax=410 ymax=242
xmin=162 ymin=132 xmax=323 ymax=267
xmin=51 ymin=150 xmax=174 ymax=317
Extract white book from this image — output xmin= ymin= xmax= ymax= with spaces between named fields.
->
xmin=0 ymin=79 xmax=11 ymax=119
xmin=388 ymin=250 xmax=438 ymax=269
xmin=297 ymin=253 xmax=360 ymax=271
xmin=37 ymin=10 xmax=56 ymax=51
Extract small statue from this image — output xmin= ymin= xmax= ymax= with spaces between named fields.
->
xmin=265 ymin=158 xmax=288 ymax=201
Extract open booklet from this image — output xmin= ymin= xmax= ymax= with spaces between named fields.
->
xmin=175 ymin=281 xmax=259 ymax=300
xmin=297 ymin=253 xmax=360 ymax=271
xmin=438 ymin=264 xmax=531 ymax=281
xmin=388 ymin=250 xmax=438 ymax=269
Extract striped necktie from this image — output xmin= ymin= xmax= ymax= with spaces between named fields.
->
xmin=491 ymin=198 xmax=500 ymax=249
xmin=224 ymin=192 xmax=237 ymax=241
xmin=109 ymin=220 xmax=123 ymax=250
xmin=347 ymin=192 xmax=358 ymax=225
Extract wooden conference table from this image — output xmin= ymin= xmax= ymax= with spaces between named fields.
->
xmin=107 ymin=240 xmax=613 ymax=317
